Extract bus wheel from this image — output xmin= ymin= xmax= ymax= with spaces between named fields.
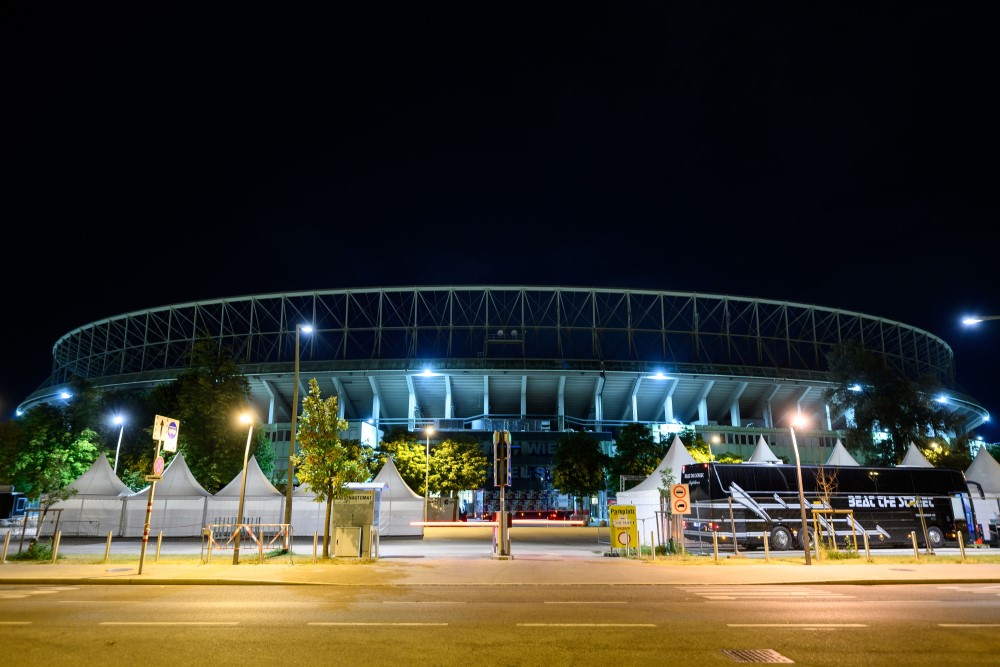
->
xmin=770 ymin=526 xmax=793 ymax=551
xmin=927 ymin=526 xmax=945 ymax=549
xmin=798 ymin=528 xmax=814 ymax=551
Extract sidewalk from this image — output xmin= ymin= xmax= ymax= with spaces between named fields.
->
xmin=2 ymin=527 xmax=999 ymax=588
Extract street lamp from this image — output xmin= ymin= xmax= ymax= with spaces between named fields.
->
xmin=789 ymin=414 xmax=811 ymax=565
xmin=284 ymin=323 xmax=313 ymax=530
xmin=709 ymin=434 xmax=720 ymax=462
xmin=233 ymin=412 xmax=255 ymax=565
xmin=424 ymin=425 xmax=434 ymax=523
xmin=112 ymin=415 xmax=126 ymax=474
xmin=961 ymin=315 xmax=1000 ymax=326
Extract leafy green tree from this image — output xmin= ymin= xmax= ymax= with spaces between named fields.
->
xmin=293 ymin=378 xmax=370 ymax=558
xmin=147 ymin=336 xmax=257 ymax=492
xmin=0 ymin=420 xmax=26 ymax=486
xmin=684 ymin=433 xmax=743 ymax=463
xmin=254 ymin=434 xmax=276 ymax=481
xmin=608 ymin=423 xmax=666 ymax=490
xmin=9 ymin=404 xmax=100 ymax=495
xmin=429 ymin=437 xmax=487 ymax=520
xmin=824 ymin=341 xmax=963 ymax=465
xmin=552 ymin=432 xmax=611 ymax=515
xmin=375 ymin=431 xmax=429 ymax=494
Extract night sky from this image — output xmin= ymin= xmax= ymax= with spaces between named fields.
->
xmin=5 ymin=5 xmax=998 ymax=440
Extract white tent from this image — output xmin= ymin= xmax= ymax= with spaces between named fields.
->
xmin=900 ymin=442 xmax=934 ymax=467
xmin=616 ymin=435 xmax=696 ymax=539
xmin=291 ymin=483 xmax=327 ymax=539
xmin=53 ymin=452 xmax=132 ymax=536
xmin=747 ymin=436 xmax=782 ymax=464
xmin=370 ymin=457 xmax=424 ymax=536
xmin=207 ymin=455 xmax=284 ymax=527
xmin=965 ymin=446 xmax=1000 ymax=543
xmin=825 ymin=439 xmax=860 ymax=466
xmin=122 ymin=451 xmax=211 ymax=537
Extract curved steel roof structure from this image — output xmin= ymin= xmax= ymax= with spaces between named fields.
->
xmin=21 ymin=286 xmax=988 ymax=437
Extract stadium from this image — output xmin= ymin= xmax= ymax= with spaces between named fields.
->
xmin=16 ymin=286 xmax=990 ymax=517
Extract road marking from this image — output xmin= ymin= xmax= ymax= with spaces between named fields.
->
xmin=100 ymin=622 xmax=238 ymax=626
xmin=382 ymin=601 xmax=466 ymax=605
xmin=309 ymin=622 xmax=448 ymax=626
xmin=543 ymin=601 xmax=627 ymax=604
xmin=938 ymin=624 xmax=1000 ymax=628
xmin=729 ymin=623 xmax=867 ymax=628
xmin=682 ymin=586 xmax=853 ymax=601
xmin=0 ymin=621 xmax=32 ymax=625
xmin=518 ymin=623 xmax=656 ymax=627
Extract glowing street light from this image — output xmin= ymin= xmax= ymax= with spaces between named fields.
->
xmin=112 ymin=415 xmax=126 ymax=474
xmin=789 ymin=414 xmax=812 ymax=566
xmin=284 ymin=323 xmax=313 ymax=531
xmin=424 ymin=425 xmax=434 ymax=523
xmin=233 ymin=412 xmax=255 ymax=565
xmin=962 ymin=315 xmax=1000 ymax=326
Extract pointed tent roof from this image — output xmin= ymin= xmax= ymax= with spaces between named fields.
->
xmin=900 ymin=442 xmax=934 ymax=467
xmin=825 ymin=439 xmax=860 ymax=467
xmin=965 ymin=446 xmax=1000 ymax=494
xmin=214 ymin=455 xmax=282 ymax=498
xmin=66 ymin=452 xmax=132 ymax=497
xmin=748 ymin=435 xmax=782 ymax=464
xmin=372 ymin=457 xmax=422 ymax=500
xmin=133 ymin=451 xmax=211 ymax=498
xmin=620 ymin=435 xmax=697 ymax=494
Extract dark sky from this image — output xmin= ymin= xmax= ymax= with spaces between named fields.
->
xmin=5 ymin=5 xmax=998 ymax=440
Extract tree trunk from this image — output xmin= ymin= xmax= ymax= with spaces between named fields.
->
xmin=323 ymin=497 xmax=332 ymax=559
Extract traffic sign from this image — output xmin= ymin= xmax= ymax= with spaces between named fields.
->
xmin=154 ymin=414 xmax=180 ymax=452
xmin=145 ymin=474 xmax=162 ymax=482
xmin=670 ymin=483 xmax=691 ymax=514
xmin=153 ymin=456 xmax=164 ymax=475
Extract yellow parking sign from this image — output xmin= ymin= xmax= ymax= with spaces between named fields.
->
xmin=609 ymin=504 xmax=638 ymax=549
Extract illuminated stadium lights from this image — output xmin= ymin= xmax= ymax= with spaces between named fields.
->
xmin=962 ymin=315 xmax=1000 ymax=326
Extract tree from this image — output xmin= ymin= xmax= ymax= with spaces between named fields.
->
xmin=608 ymin=423 xmax=666 ymax=491
xmin=428 ymin=437 xmax=487 ymax=520
xmin=292 ymin=378 xmax=370 ymax=558
xmin=147 ymin=336 xmax=257 ymax=492
xmin=824 ymin=341 xmax=963 ymax=465
xmin=552 ymin=432 xmax=611 ymax=515
xmin=375 ymin=431 xmax=429 ymax=495
xmin=686 ymin=433 xmax=743 ymax=464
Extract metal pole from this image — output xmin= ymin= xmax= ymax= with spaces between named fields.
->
xmin=113 ymin=423 xmax=124 ymax=474
xmin=138 ymin=440 xmax=162 ymax=575
xmin=424 ymin=432 xmax=430 ymax=524
xmin=233 ymin=421 xmax=254 ymax=565
xmin=284 ymin=324 xmax=302 ymax=528
xmin=790 ymin=425 xmax=812 ymax=565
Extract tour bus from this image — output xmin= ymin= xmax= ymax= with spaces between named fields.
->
xmin=680 ymin=462 xmax=976 ymax=551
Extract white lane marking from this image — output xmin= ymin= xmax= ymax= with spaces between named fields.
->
xmin=938 ymin=624 xmax=1000 ymax=628
xmin=543 ymin=601 xmax=627 ymax=604
xmin=0 ymin=621 xmax=32 ymax=625
xmin=729 ymin=623 xmax=867 ymax=628
xmin=518 ymin=623 xmax=656 ymax=627
xmin=382 ymin=601 xmax=466 ymax=605
xmin=309 ymin=622 xmax=448 ymax=626
xmin=100 ymin=622 xmax=238 ymax=626
xmin=0 ymin=595 xmax=30 ymax=599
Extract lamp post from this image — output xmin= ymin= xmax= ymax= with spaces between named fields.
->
xmin=789 ymin=415 xmax=811 ymax=565
xmin=709 ymin=434 xmax=720 ymax=462
xmin=424 ymin=426 xmax=434 ymax=524
xmin=112 ymin=415 xmax=126 ymax=474
xmin=233 ymin=412 xmax=255 ymax=565
xmin=284 ymin=324 xmax=313 ymax=532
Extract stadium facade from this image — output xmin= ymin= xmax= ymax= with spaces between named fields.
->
xmin=18 ymin=286 xmax=990 ymax=501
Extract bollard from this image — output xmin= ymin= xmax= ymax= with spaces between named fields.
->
xmin=910 ymin=531 xmax=920 ymax=559
xmin=763 ymin=532 xmax=770 ymax=562
xmin=863 ymin=531 xmax=872 ymax=562
xmin=712 ymin=530 xmax=719 ymax=561
xmin=259 ymin=537 xmax=264 ymax=564
xmin=313 ymin=532 xmax=319 ymax=562
xmin=651 ymin=531 xmax=655 ymax=561
xmin=2 ymin=531 xmax=11 ymax=563
xmin=104 ymin=531 xmax=113 ymax=563
xmin=155 ymin=531 xmax=163 ymax=562
xmin=51 ymin=532 xmax=62 ymax=563
xmin=957 ymin=531 xmax=966 ymax=562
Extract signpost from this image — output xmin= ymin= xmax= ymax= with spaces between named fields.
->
xmin=139 ymin=415 xmax=179 ymax=574
xmin=609 ymin=504 xmax=637 ymax=556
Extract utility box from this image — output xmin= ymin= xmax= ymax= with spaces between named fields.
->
xmin=332 ymin=489 xmax=380 ymax=557
xmin=334 ymin=527 xmax=362 ymax=557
